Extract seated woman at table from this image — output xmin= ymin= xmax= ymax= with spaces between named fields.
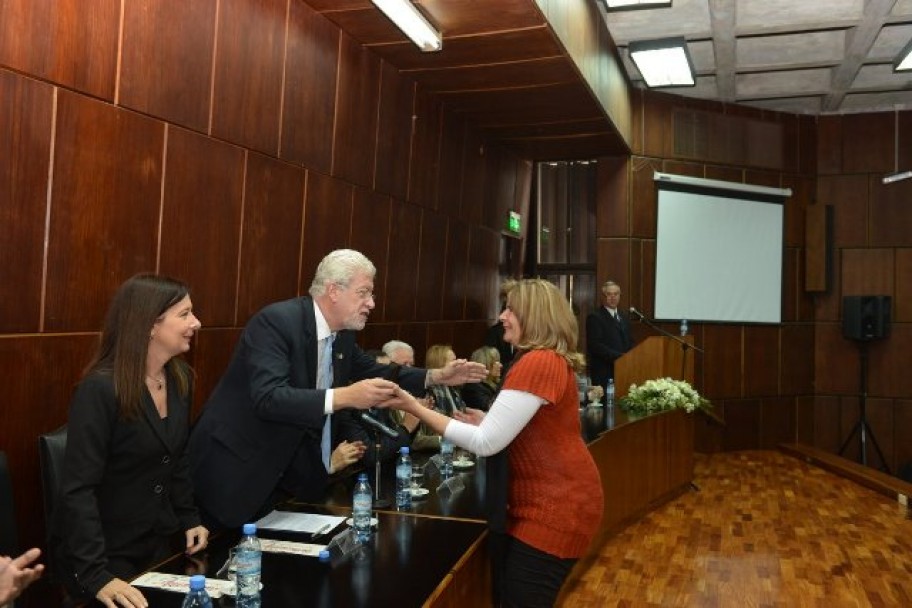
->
xmin=409 ymin=344 xmax=467 ymax=451
xmin=384 ymin=279 xmax=603 ymax=607
xmin=49 ymin=274 xmax=209 ymax=608
xmin=460 ymin=346 xmax=502 ymax=411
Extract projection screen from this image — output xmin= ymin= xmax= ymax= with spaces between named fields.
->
xmin=653 ymin=172 xmax=791 ymax=324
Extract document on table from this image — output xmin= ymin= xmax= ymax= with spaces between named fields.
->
xmin=254 ymin=510 xmax=346 ymax=535
xmin=132 ymin=572 xmax=235 ymax=597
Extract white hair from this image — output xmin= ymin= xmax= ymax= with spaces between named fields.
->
xmin=308 ymin=249 xmax=376 ymax=297
xmin=382 ymin=340 xmax=413 ymax=357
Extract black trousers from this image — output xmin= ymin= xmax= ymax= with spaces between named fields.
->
xmin=492 ymin=533 xmax=577 ymax=608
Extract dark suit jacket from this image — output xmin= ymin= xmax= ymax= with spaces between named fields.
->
xmin=189 ymin=297 xmax=427 ymax=529
xmin=586 ymin=307 xmax=634 ymax=390
xmin=51 ymin=368 xmax=200 ymax=596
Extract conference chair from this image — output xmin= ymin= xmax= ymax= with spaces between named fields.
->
xmin=38 ymin=426 xmax=67 ymax=537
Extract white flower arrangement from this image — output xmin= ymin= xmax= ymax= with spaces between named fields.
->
xmin=620 ymin=377 xmax=711 ymax=416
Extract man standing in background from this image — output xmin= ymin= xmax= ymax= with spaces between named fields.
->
xmin=586 ymin=280 xmax=634 ymax=397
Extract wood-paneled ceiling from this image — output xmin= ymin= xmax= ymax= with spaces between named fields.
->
xmin=303 ymin=0 xmax=630 ymax=161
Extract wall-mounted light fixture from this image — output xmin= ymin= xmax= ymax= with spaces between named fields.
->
xmin=883 ymin=108 xmax=912 ymax=184
xmin=603 ymin=0 xmax=672 ymax=11
xmin=372 ymin=0 xmax=442 ymax=52
xmin=629 ymin=37 xmax=695 ymax=87
xmin=894 ymin=37 xmax=912 ymax=72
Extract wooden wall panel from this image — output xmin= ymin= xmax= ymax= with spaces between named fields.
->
xmin=782 ymin=174 xmax=812 ymax=248
xmin=410 ymin=89 xmax=443 ymax=209
xmin=797 ymin=114 xmax=817 ymax=176
xmin=596 ymin=156 xmax=627 ymax=239
xmin=465 ymin=227 xmax=499 ymax=320
xmin=211 ymin=0 xmax=285 ymax=154
xmin=782 ymin=248 xmax=800 ymax=322
xmin=442 ymin=221 xmax=471 ymax=320
xmin=595 ymin=239 xmax=630 ymax=300
xmin=350 ymin=188 xmax=392 ymax=322
xmin=795 ymin=395 xmax=815 ymax=445
xmin=870 ymin=176 xmax=912 ymax=247
xmin=867 ymin=324 xmax=912 ymax=398
xmin=743 ymin=325 xmax=779 ymax=397
xmin=0 ymin=0 xmax=119 ymax=99
xmin=781 ymin=324 xmax=815 ymax=396
xmin=702 ymin=325 xmax=742 ymax=399
xmin=894 ymin=400 xmax=912 ymax=475
xmin=301 ymin=171 xmax=354 ymax=287
xmin=385 ymin=200 xmax=422 ymax=321
xmin=812 ymin=395 xmax=842 ymax=452
xmin=237 ymin=153 xmax=306 ymax=324
xmin=896 ymin=249 xmax=912 ymax=323
xmin=816 ymin=116 xmax=843 ymax=175
xmin=761 ymin=396 xmax=796 ymax=449
xmin=437 ymin=112 xmax=467 ymax=215
xmin=460 ymin=128 xmax=487 ymax=225
xmin=841 ymin=113 xmax=893 ymax=174
xmin=415 ymin=211 xmax=449 ymax=321
xmin=816 ymin=174 xmax=867 ymax=248
xmin=629 ymin=157 xmax=660 ymax=238
xmin=333 ymin=33 xmax=380 ymax=188
xmin=119 ymin=0 xmax=216 ymax=132
xmin=375 ymin=61 xmax=415 ymax=202
xmin=159 ymin=127 xmax=245 ymax=326
xmin=0 ymin=335 xmax=96 ymax=548
xmin=814 ymin=323 xmax=858 ymax=395
xmin=841 ymin=248 xmax=894 ymax=296
xmin=189 ymin=328 xmax=242 ymax=417
xmin=281 ymin=0 xmax=339 ymax=173
xmin=0 ymin=70 xmax=52 ymax=333
xmin=45 ymin=92 xmax=163 ymax=332
xmin=721 ymin=398 xmax=761 ymax=450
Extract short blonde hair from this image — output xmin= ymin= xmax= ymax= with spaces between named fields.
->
xmin=503 ymin=279 xmax=585 ymax=372
xmin=425 ymin=344 xmax=455 ymax=369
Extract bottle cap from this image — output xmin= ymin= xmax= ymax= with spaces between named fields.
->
xmin=189 ymin=574 xmax=206 ymax=590
xmin=319 ymin=549 xmax=330 ymax=562
xmin=400 ymin=446 xmax=409 ymax=455
xmin=358 ymin=472 xmax=367 ymax=481
xmin=242 ymin=523 xmax=256 ymax=535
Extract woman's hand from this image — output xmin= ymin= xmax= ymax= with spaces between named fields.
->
xmin=96 ymin=578 xmax=147 ymax=608
xmin=185 ymin=525 xmax=209 ymax=555
xmin=378 ymin=387 xmax=422 ymax=413
xmin=330 ymin=440 xmax=366 ymax=473
xmin=454 ymin=407 xmax=485 ymax=426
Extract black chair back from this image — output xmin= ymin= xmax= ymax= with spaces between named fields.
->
xmin=0 ymin=450 xmax=18 ymax=557
xmin=38 ymin=425 xmax=68 ymax=534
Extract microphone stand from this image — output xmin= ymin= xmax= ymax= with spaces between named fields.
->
xmin=631 ymin=309 xmax=704 ymax=379
xmin=372 ymin=428 xmax=391 ymax=508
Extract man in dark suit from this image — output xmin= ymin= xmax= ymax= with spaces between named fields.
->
xmin=586 ymin=280 xmax=634 ymax=397
xmin=189 ymin=249 xmax=486 ymax=529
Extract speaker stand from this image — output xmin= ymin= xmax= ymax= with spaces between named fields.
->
xmin=838 ymin=341 xmax=891 ymax=474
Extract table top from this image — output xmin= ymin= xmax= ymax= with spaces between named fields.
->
xmin=137 ymin=507 xmax=487 ymax=607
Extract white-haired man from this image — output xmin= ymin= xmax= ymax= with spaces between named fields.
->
xmin=189 ymin=249 xmax=486 ymax=529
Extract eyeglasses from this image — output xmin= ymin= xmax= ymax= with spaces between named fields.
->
xmin=352 ymin=287 xmax=376 ymax=301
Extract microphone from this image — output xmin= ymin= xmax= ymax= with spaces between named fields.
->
xmin=356 ymin=409 xmax=399 ymax=438
xmin=629 ymin=306 xmax=645 ymax=321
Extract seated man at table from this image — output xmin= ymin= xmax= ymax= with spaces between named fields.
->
xmin=189 ymin=250 xmax=486 ymax=529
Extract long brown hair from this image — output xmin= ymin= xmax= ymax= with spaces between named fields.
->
xmin=503 ymin=278 xmax=586 ymax=372
xmin=84 ymin=274 xmax=193 ymax=419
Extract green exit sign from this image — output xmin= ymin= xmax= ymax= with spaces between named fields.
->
xmin=507 ymin=210 xmax=521 ymax=234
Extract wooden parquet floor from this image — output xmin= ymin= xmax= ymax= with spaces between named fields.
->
xmin=559 ymin=450 xmax=912 ymax=608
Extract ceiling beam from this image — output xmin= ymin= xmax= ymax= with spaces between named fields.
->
xmin=822 ymin=0 xmax=896 ymax=111
xmin=708 ymin=0 xmax=737 ymax=102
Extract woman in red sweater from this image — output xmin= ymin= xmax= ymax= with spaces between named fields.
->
xmin=386 ymin=279 xmax=603 ymax=607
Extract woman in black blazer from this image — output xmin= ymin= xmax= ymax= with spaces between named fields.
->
xmin=51 ymin=275 xmax=208 ymax=608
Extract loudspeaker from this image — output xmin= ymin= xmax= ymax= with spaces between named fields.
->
xmin=842 ymin=295 xmax=891 ymax=341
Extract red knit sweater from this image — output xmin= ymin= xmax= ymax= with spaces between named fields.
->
xmin=502 ymin=350 xmax=604 ymax=558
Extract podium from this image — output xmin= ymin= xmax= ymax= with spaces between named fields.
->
xmin=614 ymin=335 xmax=695 ymax=399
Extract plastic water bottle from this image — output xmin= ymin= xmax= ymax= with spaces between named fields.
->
xmin=181 ymin=575 xmax=212 ymax=608
xmin=352 ymin=472 xmax=373 ymax=543
xmin=395 ymin=446 xmax=412 ymax=510
xmin=235 ymin=523 xmax=261 ymax=606
xmin=440 ymin=438 xmax=454 ymax=478
xmin=606 ymin=379 xmax=615 ymax=406
xmin=680 ymin=319 xmax=688 ymax=336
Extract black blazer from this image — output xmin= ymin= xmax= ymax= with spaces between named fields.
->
xmin=51 ymin=369 xmax=200 ymax=596
xmin=189 ymin=297 xmax=427 ymax=529
xmin=585 ymin=307 xmax=634 ymax=390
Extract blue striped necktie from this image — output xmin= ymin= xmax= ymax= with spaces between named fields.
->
xmin=320 ymin=334 xmax=335 ymax=470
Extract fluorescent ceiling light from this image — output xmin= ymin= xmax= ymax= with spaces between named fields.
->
xmin=894 ymin=37 xmax=912 ymax=72
xmin=604 ymin=0 xmax=672 ymax=10
xmin=629 ymin=37 xmax=695 ymax=87
xmin=372 ymin=0 xmax=442 ymax=52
